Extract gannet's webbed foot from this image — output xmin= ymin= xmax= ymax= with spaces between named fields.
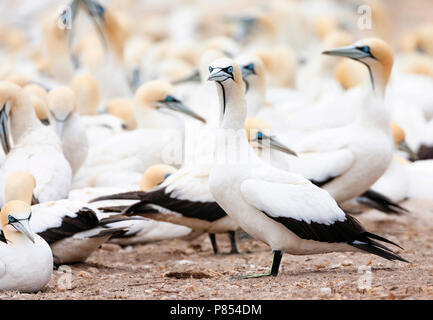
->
xmin=231 ymin=250 xmax=283 ymax=279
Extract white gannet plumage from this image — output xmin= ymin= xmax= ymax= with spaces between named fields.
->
xmin=207 ymin=58 xmax=406 ymax=278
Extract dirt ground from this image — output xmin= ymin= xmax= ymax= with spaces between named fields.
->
xmin=1 ymin=199 xmax=432 ymax=300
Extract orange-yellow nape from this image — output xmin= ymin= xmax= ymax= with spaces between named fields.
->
xmin=107 ymin=98 xmax=137 ymax=130
xmin=140 ymin=164 xmax=176 ymax=191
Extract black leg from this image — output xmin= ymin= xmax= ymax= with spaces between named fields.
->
xmin=270 ymin=250 xmax=283 ymax=276
xmin=232 ymin=250 xmax=283 ymax=279
xmin=228 ymin=231 xmax=240 ymax=254
xmin=209 ymin=233 xmax=219 ymax=254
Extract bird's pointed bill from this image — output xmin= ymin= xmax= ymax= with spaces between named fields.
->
xmin=0 ymin=105 xmax=11 ymax=154
xmin=11 ymin=219 xmax=35 ymax=243
xmin=158 ymin=100 xmax=206 ymax=124
xmin=322 ymin=45 xmax=370 ymax=60
xmin=208 ymin=68 xmax=232 ymax=82
xmin=398 ymin=140 xmax=418 ymax=160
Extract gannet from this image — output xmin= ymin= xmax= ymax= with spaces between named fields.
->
xmin=3 ymin=171 xmax=134 ymax=264
xmin=107 ymin=98 xmax=137 ymax=130
xmin=0 ymin=81 xmax=72 ymax=206
xmin=102 ymin=164 xmax=192 ymax=246
xmin=91 ymin=164 xmax=241 ymax=255
xmin=207 ymin=58 xmax=407 ymax=278
xmin=0 ymin=200 xmax=53 ymax=292
xmin=47 ymin=86 xmax=88 ymax=176
xmin=32 ymin=96 xmax=52 ymax=127
xmin=71 ymin=74 xmax=100 ymax=116
xmin=343 ymin=124 xmax=412 ymax=215
xmin=75 ymin=80 xmax=206 ymax=189
xmin=235 ymin=54 xmax=266 ymax=117
xmin=287 ymin=38 xmax=395 ymax=204
xmin=91 ymin=117 xmax=297 ymax=254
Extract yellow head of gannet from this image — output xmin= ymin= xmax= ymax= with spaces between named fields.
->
xmin=0 ymin=81 xmax=36 ymax=154
xmin=5 ymin=171 xmax=36 ymax=204
xmin=236 ymin=54 xmax=266 ymax=94
xmin=335 ymin=58 xmax=368 ymax=90
xmin=255 ymin=45 xmax=297 ymax=88
xmin=24 ymin=84 xmax=48 ymax=102
xmin=71 ymin=74 xmax=100 ymax=116
xmin=390 ymin=122 xmax=417 ymax=160
xmin=1 ymin=200 xmax=35 ymax=243
xmin=323 ymin=38 xmax=394 ymax=96
xmin=313 ymin=17 xmax=339 ymax=40
xmin=245 ymin=118 xmax=297 ymax=156
xmin=207 ymin=58 xmax=245 ymax=122
xmin=139 ymin=164 xmax=176 ymax=191
xmin=403 ymin=55 xmax=433 ymax=79
xmin=32 ymin=96 xmax=51 ymax=126
xmin=134 ymin=80 xmax=206 ymax=126
xmin=82 ymin=0 xmax=130 ymax=59
xmin=107 ymin=98 xmax=137 ymax=130
xmin=415 ymin=23 xmax=433 ymax=56
xmin=47 ymin=86 xmax=76 ymax=137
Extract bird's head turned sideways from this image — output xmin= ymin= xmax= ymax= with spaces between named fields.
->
xmin=322 ymin=38 xmax=394 ymax=91
xmin=1 ymin=200 xmax=35 ymax=243
xmin=322 ymin=38 xmax=393 ymax=68
xmin=140 ymin=164 xmax=176 ymax=191
xmin=135 ymin=80 xmax=206 ymax=123
xmin=208 ymin=58 xmax=243 ymax=88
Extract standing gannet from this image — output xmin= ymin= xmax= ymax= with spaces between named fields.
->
xmin=286 ymin=38 xmax=395 ymax=204
xmin=207 ymin=58 xmax=407 ymax=278
xmin=0 ymin=81 xmax=72 ymax=206
xmin=91 ymin=117 xmax=297 ymax=254
xmin=3 ymin=171 xmax=134 ymax=265
xmin=47 ymin=86 xmax=88 ymax=176
xmin=0 ymin=200 xmax=53 ymax=292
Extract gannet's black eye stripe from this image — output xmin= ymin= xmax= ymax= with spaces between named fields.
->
xmin=357 ymin=46 xmax=375 ymax=59
xmin=95 ymin=3 xmax=105 ymax=16
xmin=246 ymin=63 xmax=254 ymax=71
xmin=163 ymin=173 xmax=172 ymax=180
xmin=209 ymin=66 xmax=214 ymax=73
xmin=257 ymin=132 xmax=263 ymax=140
xmin=7 ymin=215 xmax=17 ymax=224
xmin=7 ymin=213 xmax=32 ymax=224
xmin=165 ymin=95 xmax=179 ymax=103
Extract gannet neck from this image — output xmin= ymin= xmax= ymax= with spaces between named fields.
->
xmin=357 ymin=83 xmax=390 ymax=129
xmin=0 ymin=82 xmax=41 ymax=143
xmin=1 ymin=200 xmax=35 ymax=245
xmin=245 ymin=75 xmax=266 ymax=117
xmin=216 ymin=81 xmax=247 ymax=131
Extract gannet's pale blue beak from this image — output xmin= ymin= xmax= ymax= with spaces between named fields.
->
xmin=322 ymin=45 xmax=370 ymax=60
xmin=156 ymin=98 xmax=206 ymax=124
xmin=11 ymin=219 xmax=35 ymax=243
xmin=208 ymin=68 xmax=232 ymax=82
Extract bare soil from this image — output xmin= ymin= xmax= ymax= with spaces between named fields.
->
xmin=1 ymin=199 xmax=432 ymax=300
